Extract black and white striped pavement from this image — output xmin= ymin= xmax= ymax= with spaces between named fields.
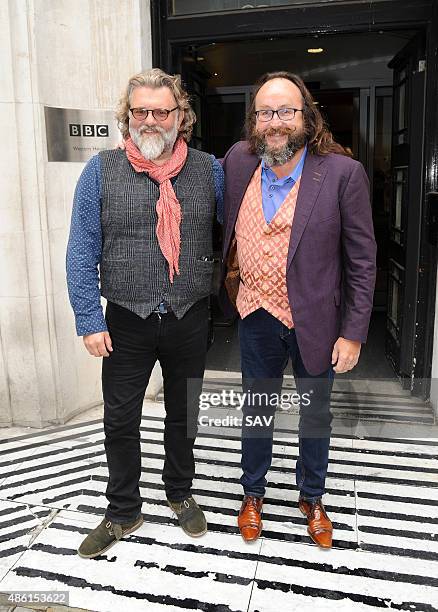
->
xmin=0 ymin=379 xmax=437 ymax=612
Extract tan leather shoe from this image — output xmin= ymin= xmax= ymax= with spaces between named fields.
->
xmin=238 ymin=495 xmax=263 ymax=542
xmin=298 ymin=498 xmax=333 ymax=548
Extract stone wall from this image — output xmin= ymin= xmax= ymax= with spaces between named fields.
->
xmin=0 ymin=0 xmax=154 ymax=427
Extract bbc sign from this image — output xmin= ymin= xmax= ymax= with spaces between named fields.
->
xmin=45 ymin=106 xmax=119 ymax=162
xmin=69 ymin=124 xmax=109 ymax=137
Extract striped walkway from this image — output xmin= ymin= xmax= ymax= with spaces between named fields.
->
xmin=0 ymin=384 xmax=437 ymax=611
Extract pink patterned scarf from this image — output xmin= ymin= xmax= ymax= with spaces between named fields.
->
xmin=124 ymin=136 xmax=188 ymax=283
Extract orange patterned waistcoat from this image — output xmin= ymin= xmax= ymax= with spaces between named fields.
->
xmin=235 ymin=164 xmax=301 ymax=328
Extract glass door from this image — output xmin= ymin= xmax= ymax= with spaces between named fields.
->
xmin=385 ymin=33 xmax=426 ymax=382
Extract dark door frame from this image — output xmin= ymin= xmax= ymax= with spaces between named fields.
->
xmin=151 ymin=0 xmax=438 ymax=399
xmin=152 ymin=0 xmax=433 ymax=62
xmin=412 ymin=0 xmax=438 ymax=397
xmin=386 ymin=33 xmax=426 ymax=385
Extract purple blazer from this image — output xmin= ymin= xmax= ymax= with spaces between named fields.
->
xmin=220 ymin=140 xmax=377 ymax=375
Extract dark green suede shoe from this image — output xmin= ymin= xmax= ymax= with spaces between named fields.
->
xmin=77 ymin=515 xmax=143 ymax=558
xmin=167 ymin=496 xmax=207 ymax=537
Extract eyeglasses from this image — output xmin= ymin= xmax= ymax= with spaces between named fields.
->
xmin=255 ymin=108 xmax=304 ymax=122
xmin=129 ymin=106 xmax=179 ymax=121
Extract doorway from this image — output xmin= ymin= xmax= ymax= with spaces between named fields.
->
xmin=177 ymin=32 xmax=418 ymax=381
xmin=151 ymin=0 xmax=438 ymax=397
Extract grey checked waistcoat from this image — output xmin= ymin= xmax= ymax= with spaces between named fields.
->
xmin=98 ymin=148 xmax=215 ymax=319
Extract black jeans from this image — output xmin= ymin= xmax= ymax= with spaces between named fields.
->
xmin=102 ymin=298 xmax=209 ymax=523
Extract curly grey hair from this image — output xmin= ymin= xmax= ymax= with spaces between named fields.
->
xmin=116 ymin=68 xmax=196 ymax=141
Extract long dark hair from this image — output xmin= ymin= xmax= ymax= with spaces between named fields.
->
xmin=245 ymin=71 xmax=352 ymax=157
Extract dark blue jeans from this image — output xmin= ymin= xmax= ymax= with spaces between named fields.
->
xmin=239 ymin=308 xmax=335 ymax=502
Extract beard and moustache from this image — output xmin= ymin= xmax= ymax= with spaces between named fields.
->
xmin=251 ymin=124 xmax=307 ymax=167
xmin=129 ymin=118 xmax=179 ymax=160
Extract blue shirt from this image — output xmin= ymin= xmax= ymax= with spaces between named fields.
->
xmin=261 ymin=145 xmax=307 ymax=223
xmin=66 ymin=153 xmax=224 ymax=336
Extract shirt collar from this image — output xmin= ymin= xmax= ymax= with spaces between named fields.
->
xmin=261 ymin=144 xmax=307 ymax=184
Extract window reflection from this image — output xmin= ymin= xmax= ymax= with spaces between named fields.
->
xmin=171 ymin=0 xmax=387 ymax=15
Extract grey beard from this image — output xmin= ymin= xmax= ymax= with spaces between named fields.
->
xmin=129 ymin=120 xmax=179 ymax=160
xmin=255 ymin=130 xmax=307 ymax=167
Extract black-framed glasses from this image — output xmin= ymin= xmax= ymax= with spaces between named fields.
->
xmin=255 ymin=108 xmax=304 ymax=122
xmin=129 ymin=106 xmax=179 ymax=121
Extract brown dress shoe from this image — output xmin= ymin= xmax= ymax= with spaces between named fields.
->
xmin=238 ymin=495 xmax=263 ymax=542
xmin=298 ymin=498 xmax=333 ymax=548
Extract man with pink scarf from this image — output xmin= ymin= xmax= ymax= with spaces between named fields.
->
xmin=66 ymin=69 xmax=224 ymax=558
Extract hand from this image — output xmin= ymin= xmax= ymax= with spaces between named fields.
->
xmin=83 ymin=331 xmax=113 ymax=357
xmin=331 ymin=337 xmax=361 ymax=373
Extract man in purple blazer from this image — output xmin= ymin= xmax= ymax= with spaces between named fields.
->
xmin=220 ymin=71 xmax=376 ymax=548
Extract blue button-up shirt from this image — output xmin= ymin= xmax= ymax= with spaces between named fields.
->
xmin=261 ymin=145 xmax=307 ymax=223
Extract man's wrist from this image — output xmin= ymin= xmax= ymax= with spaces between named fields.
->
xmin=81 ymin=330 xmax=108 ymax=338
xmin=76 ymin=323 xmax=108 ymax=337
xmin=339 ymin=336 xmax=361 ymax=345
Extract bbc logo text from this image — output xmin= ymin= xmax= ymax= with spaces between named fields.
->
xmin=69 ymin=124 xmax=109 ymax=137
